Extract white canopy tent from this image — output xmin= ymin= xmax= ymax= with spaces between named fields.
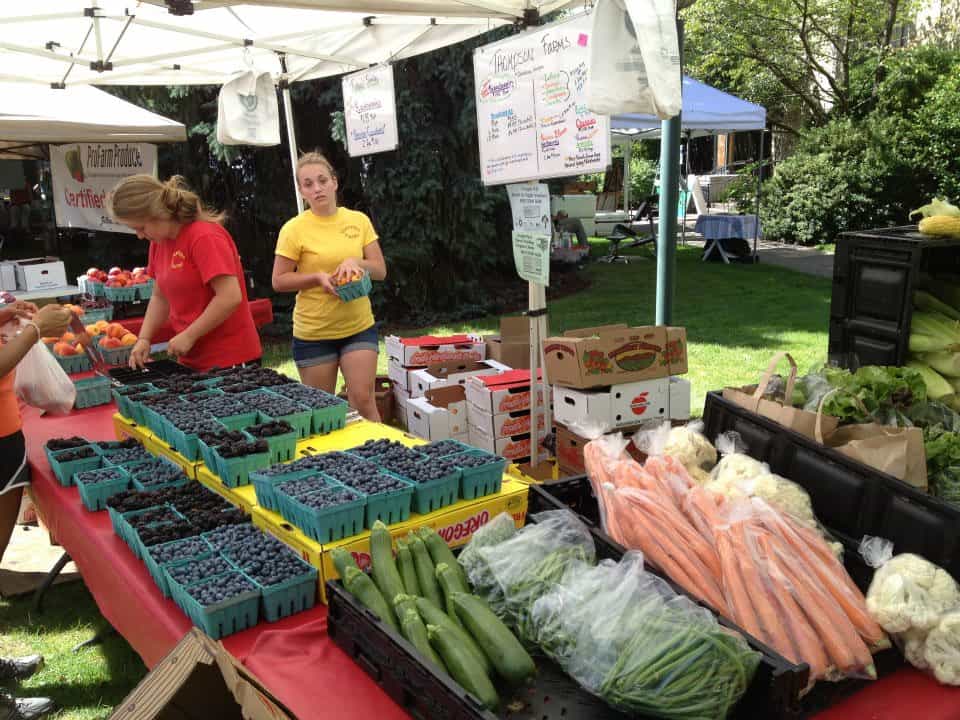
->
xmin=0 ymin=83 xmax=186 ymax=159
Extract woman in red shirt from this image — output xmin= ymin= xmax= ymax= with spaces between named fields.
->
xmin=108 ymin=175 xmax=261 ymax=371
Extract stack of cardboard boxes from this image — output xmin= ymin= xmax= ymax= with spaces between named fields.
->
xmin=543 ymin=324 xmax=691 ymax=476
xmin=465 ymin=369 xmax=551 ymax=464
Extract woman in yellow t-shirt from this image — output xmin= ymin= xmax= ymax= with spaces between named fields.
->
xmin=272 ymin=152 xmax=387 ymax=421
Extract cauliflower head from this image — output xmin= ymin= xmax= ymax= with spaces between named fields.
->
xmin=923 ymin=612 xmax=960 ymax=685
xmin=900 ymin=627 xmax=931 ymax=670
xmin=711 ymin=453 xmax=767 ymax=487
xmin=866 ymin=554 xmax=960 ymax=633
xmin=665 ymin=427 xmax=718 ymax=471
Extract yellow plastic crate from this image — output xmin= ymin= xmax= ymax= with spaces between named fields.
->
xmin=253 ymin=477 xmax=529 ymax=603
xmin=113 ymin=414 xmax=202 ymax=480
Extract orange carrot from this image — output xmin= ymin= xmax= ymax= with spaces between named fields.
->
xmin=756 ymin=534 xmax=831 ymax=679
xmin=716 ymin=531 xmax=767 ymax=644
xmin=764 ymin=534 xmax=872 ymax=673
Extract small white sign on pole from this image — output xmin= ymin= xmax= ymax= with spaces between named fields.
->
xmin=506 ymin=182 xmax=552 ymax=235
xmin=50 ymin=142 xmax=157 ymax=234
xmin=342 ymin=64 xmax=400 ymax=157
xmin=512 ymin=231 xmax=551 ymax=286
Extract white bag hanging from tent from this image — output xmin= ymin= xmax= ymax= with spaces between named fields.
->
xmin=587 ymin=0 xmax=681 ymax=119
xmin=217 ymin=70 xmax=280 ymax=146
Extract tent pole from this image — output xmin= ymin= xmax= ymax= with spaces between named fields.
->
xmin=277 ymin=66 xmax=303 ymax=214
xmin=656 ymin=114 xmax=681 ymax=325
xmin=623 ymin=138 xmax=631 ymax=213
xmin=754 ymin=128 xmax=764 ymax=258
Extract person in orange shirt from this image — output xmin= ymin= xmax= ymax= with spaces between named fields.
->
xmin=0 ymin=300 xmax=71 ymax=720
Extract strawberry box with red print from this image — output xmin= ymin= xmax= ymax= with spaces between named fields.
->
xmin=542 ymin=324 xmax=687 ymax=389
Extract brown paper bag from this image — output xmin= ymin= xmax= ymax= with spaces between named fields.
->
xmin=825 ymin=423 xmax=928 ymax=490
xmin=722 ymin=352 xmax=840 ymax=441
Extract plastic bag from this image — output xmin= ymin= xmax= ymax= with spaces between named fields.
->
xmin=529 ymin=551 xmax=760 ymax=719
xmin=458 ymin=511 xmax=517 ymax=607
xmin=13 ymin=336 xmax=75 ymax=414
xmin=861 ymin=535 xmax=960 ymax=685
xmin=631 ymin=420 xmax=717 ymax=483
xmin=470 ymin=510 xmax=596 ymax=641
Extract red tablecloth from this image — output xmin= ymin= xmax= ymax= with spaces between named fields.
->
xmin=19 ymin=402 xmax=960 ymax=720
xmin=116 ymin=298 xmax=274 ymax=344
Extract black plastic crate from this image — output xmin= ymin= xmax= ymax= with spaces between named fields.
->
xmin=828 ymin=225 xmax=960 ymax=368
xmin=327 ymin=509 xmax=801 ymax=720
xmin=702 ymin=390 xmax=960 ymax=585
xmin=529 ymin=477 xmax=908 ymax=718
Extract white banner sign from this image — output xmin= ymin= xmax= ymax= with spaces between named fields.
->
xmin=512 ymin=230 xmax=551 ymax=286
xmin=342 ymin=65 xmax=400 ymax=157
xmin=506 ymin=182 xmax=552 ymax=234
xmin=50 ymin=143 xmax=156 ymax=233
xmin=473 ymin=13 xmax=611 ymax=185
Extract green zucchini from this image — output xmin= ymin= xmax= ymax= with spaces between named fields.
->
xmin=408 ymin=533 xmax=443 ymax=609
xmin=343 ymin=566 xmax=398 ymax=631
xmin=393 ymin=592 xmax=419 ymax=620
xmin=427 ymin=624 xmax=499 ymax=710
xmin=331 ymin=547 xmax=359 ymax=579
xmin=414 ymin=597 xmax=493 ymax=678
xmin=396 ymin=539 xmax=421 ymax=596
xmin=418 ymin=526 xmax=468 ymax=589
xmin=401 ymin=608 xmax=446 ymax=672
xmin=436 ymin=562 xmax=468 ymax=628
xmin=370 ymin=521 xmax=405 ymax=622
xmin=453 ymin=592 xmax=535 ymax=686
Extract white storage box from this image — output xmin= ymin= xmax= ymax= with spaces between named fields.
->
xmin=406 ymin=386 xmax=468 ymax=441
xmin=14 ymin=257 xmax=67 ymax=291
xmin=465 ymin=369 xmax=549 ymax=417
xmin=553 ymin=378 xmax=673 ymax=433
xmin=386 ymin=334 xmax=485 ymax=367
xmin=392 ymin=386 xmax=412 ymax=430
xmin=388 ymin=357 xmax=422 ymax=393
xmin=409 ymin=359 xmax=510 ymax=399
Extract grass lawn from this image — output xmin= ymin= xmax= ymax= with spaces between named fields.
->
xmin=264 ymin=240 xmax=832 ymax=414
xmin=0 ymin=581 xmax=146 ymax=719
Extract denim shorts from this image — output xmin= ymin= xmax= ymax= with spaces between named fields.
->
xmin=292 ymin=325 xmax=379 ymax=368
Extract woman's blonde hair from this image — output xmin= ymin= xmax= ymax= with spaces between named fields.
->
xmin=295 ymin=152 xmax=338 ymax=184
xmin=108 ymin=174 xmax=226 ymax=225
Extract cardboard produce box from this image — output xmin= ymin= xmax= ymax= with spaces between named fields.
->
xmin=409 ymin=359 xmax=510 ymax=398
xmin=468 ymin=421 xmax=550 ymax=461
xmin=392 ymin=385 xmax=412 ymax=429
xmin=555 ymin=422 xmax=649 ymax=476
xmin=467 ymin=404 xmax=547 ymax=439
xmin=108 ymin=629 xmax=293 ymax=720
xmin=386 ymin=334 xmax=485 ymax=366
xmin=466 ymin=369 xmax=549 ymax=416
xmin=484 ymin=316 xmax=537 ymax=370
xmin=543 ymin=324 xmax=687 ymax=389
xmin=406 ymin=385 xmax=468 ymax=441
xmin=387 ymin=357 xmax=424 ymax=394
xmin=553 ymin=377 xmax=690 ymax=433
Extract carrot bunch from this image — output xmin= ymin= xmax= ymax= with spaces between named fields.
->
xmin=584 ymin=436 xmax=888 ymax=684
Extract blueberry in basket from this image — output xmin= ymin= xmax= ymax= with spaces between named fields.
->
xmin=299 ymin=487 xmax=362 ymax=510
xmin=52 ymin=446 xmax=98 ymax=462
xmin=75 ymin=467 xmax=126 ymax=485
xmin=165 ymin=414 xmax=223 ymax=435
xmin=104 ymin=445 xmax=152 ymax=465
xmin=221 ymin=532 xmax=288 ymax=567
xmin=396 ymin=456 xmax=462 ymax=484
xmin=219 ymin=381 xmax=260 ymax=394
xmin=273 ymin=384 xmax=344 ymax=408
xmin=149 ymin=537 xmax=210 ymax=565
xmin=231 ymin=548 xmax=309 ymax=587
xmin=115 ymin=384 xmax=153 ymax=397
xmin=336 ymin=468 xmax=409 ymax=495
xmin=418 ymin=439 xmax=466 ymax=459
xmin=197 ymin=395 xmax=249 ymax=418
xmin=276 ymin=475 xmax=332 ymax=501
xmin=239 ymin=391 xmax=305 ymax=418
xmin=347 ymin=439 xmax=399 ymax=459
xmin=128 ymin=459 xmax=186 ymax=487
xmin=456 ymin=452 xmax=505 ymax=469
xmin=167 ymin=555 xmax=233 ymax=586
xmin=187 ymin=571 xmax=257 ymax=606
xmin=46 ymin=436 xmax=90 ymax=452
xmin=246 ymin=420 xmax=295 ymax=439
xmin=139 ymin=520 xmax=197 ymax=547
xmin=204 ymin=523 xmax=263 ymax=550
